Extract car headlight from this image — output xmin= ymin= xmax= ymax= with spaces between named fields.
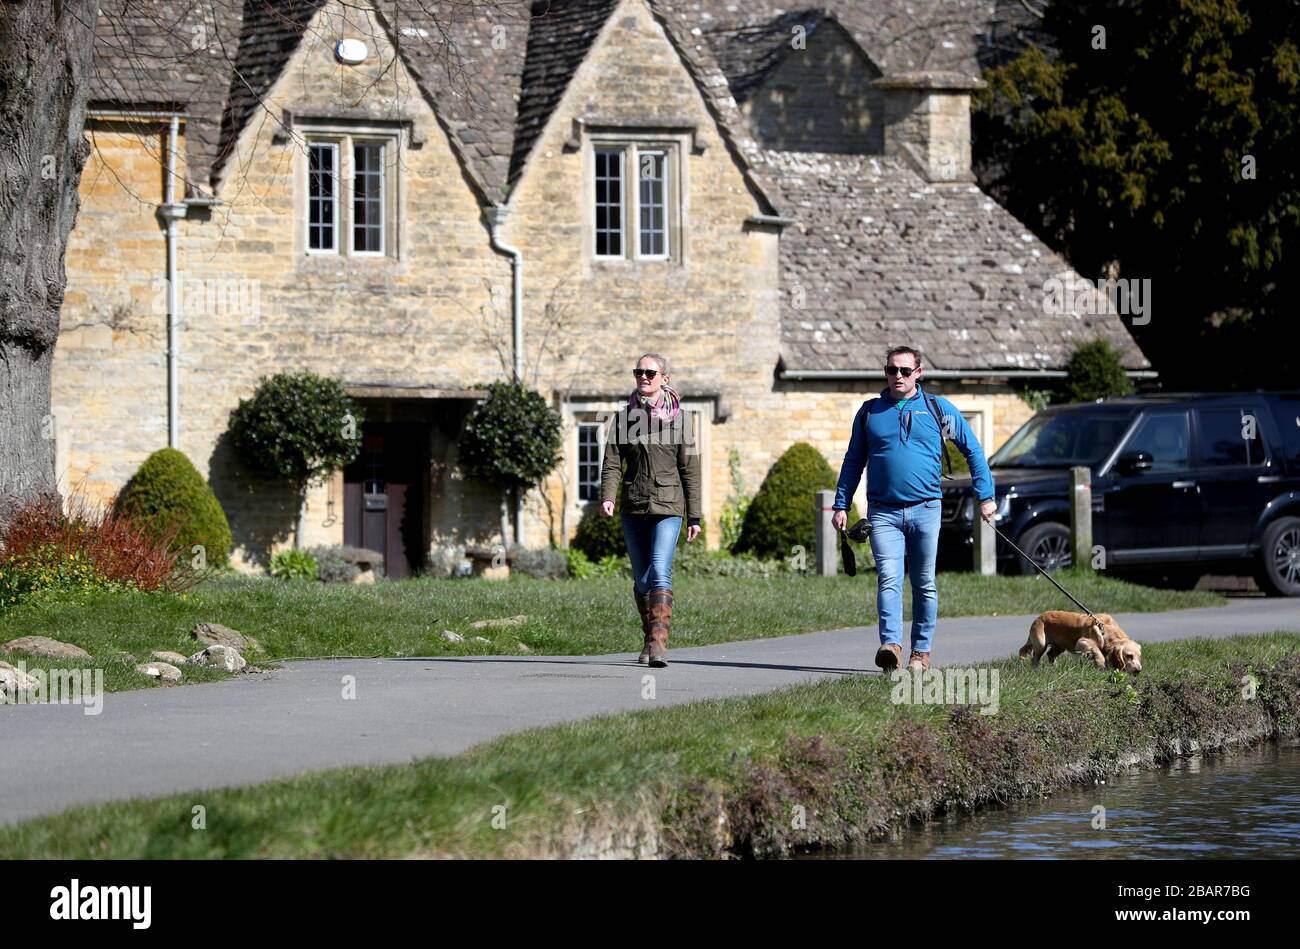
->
xmin=962 ymin=497 xmax=974 ymax=522
xmin=995 ymin=495 xmax=1012 ymax=522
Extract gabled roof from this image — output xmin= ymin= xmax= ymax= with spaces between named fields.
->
xmin=87 ymin=0 xmax=1017 ymax=198
xmin=371 ymin=0 xmax=533 ymax=201
xmin=700 ymin=8 xmax=839 ymax=106
xmin=87 ymin=1 xmax=1145 ymax=376
xmin=659 ymin=0 xmax=993 ymax=78
xmin=756 ymin=150 xmax=1150 ymax=374
xmin=211 ymin=0 xmax=330 ymax=190
xmin=87 ymin=0 xmax=786 ymax=208
xmin=508 ymin=0 xmax=621 ymax=193
xmin=90 ymin=0 xmax=246 ymax=196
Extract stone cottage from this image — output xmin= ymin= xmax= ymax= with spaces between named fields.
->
xmin=54 ymin=0 xmax=1150 ymax=574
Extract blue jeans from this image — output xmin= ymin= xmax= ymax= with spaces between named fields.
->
xmin=622 ymin=513 xmax=682 ymax=595
xmin=867 ymin=499 xmax=941 ymax=653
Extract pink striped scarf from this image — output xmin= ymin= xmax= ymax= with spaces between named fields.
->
xmin=628 ymin=382 xmax=681 ymax=422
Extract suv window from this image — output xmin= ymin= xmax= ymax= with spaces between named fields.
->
xmin=1123 ymin=411 xmax=1190 ymax=471
xmin=989 ymin=410 xmax=1133 ymax=468
xmin=1275 ymin=397 xmax=1300 ymax=467
xmin=1198 ymin=407 xmax=1264 ymax=466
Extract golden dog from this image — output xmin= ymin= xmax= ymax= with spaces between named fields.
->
xmin=1018 ymin=610 xmax=1141 ymax=673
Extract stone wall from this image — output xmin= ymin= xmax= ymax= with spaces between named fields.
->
xmin=55 ymin=0 xmax=511 ymax=568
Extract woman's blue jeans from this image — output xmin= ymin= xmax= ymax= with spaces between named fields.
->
xmin=867 ymin=499 xmax=942 ymax=654
xmin=622 ymin=513 xmax=682 ymax=595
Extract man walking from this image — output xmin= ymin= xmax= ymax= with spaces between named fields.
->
xmin=831 ymin=346 xmax=997 ymax=672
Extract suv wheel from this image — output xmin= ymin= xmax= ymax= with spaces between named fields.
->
xmin=1256 ymin=515 xmax=1300 ymax=597
xmin=1016 ymin=522 xmax=1072 ymax=575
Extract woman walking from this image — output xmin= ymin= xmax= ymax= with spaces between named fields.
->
xmin=599 ymin=353 xmax=701 ymax=667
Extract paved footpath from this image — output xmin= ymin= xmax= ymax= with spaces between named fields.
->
xmin=2 ymin=598 xmax=1297 ymax=826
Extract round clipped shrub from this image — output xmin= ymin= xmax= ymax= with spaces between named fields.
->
xmin=572 ymin=498 xmax=626 ymax=561
xmin=734 ymin=442 xmax=858 ymax=558
xmin=459 ymin=382 xmax=564 ymax=494
xmin=1064 ymin=338 xmax=1133 ymax=403
xmin=228 ymin=372 xmax=363 ymax=547
xmin=115 ymin=448 xmax=233 ymax=566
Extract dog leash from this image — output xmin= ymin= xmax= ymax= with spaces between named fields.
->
xmin=839 ymin=513 xmax=1099 ymax=620
xmin=990 ymin=521 xmax=1099 ymax=619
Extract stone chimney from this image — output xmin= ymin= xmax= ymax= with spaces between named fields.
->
xmin=871 ymin=71 xmax=986 ymax=183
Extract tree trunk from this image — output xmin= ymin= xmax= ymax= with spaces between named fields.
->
xmin=499 ymin=492 xmax=510 ymax=553
xmin=0 ymin=1 xmax=97 ymax=524
xmin=295 ymin=483 xmax=308 ymax=549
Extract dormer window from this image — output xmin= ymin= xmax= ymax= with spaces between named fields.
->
xmin=589 ymin=139 xmax=681 ymax=263
xmin=301 ymin=126 xmax=399 ymax=258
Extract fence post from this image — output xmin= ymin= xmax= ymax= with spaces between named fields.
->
xmin=815 ymin=489 xmax=836 ymax=577
xmin=1071 ymin=466 xmax=1093 ymax=571
xmin=973 ymin=499 xmax=996 ymax=576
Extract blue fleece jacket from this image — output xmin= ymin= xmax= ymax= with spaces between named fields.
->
xmin=833 ymin=385 xmax=995 ymax=509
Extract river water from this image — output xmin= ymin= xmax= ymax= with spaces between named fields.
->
xmin=810 ymin=740 xmax=1300 ymax=859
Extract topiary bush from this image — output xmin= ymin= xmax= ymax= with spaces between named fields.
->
xmin=459 ymin=381 xmax=563 ymax=548
xmin=734 ymin=443 xmax=858 ymax=559
xmin=228 ymin=372 xmax=363 ymax=547
xmin=1064 ymin=339 xmax=1133 ymax=403
xmin=115 ymin=448 xmax=233 ymax=567
xmin=572 ymin=499 xmax=627 ymax=560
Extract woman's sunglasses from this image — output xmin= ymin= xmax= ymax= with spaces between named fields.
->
xmin=884 ymin=365 xmax=918 ymax=377
xmin=633 ymin=368 xmax=659 ymax=379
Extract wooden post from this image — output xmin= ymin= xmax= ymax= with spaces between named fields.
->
xmin=1071 ymin=466 xmax=1093 ymax=571
xmin=973 ymin=499 xmax=996 ymax=575
xmin=815 ymin=490 xmax=836 ymax=576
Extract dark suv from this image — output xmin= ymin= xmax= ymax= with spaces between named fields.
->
xmin=936 ymin=392 xmax=1300 ymax=595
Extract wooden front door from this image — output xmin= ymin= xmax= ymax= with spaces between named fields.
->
xmin=343 ymin=423 xmax=427 ymax=578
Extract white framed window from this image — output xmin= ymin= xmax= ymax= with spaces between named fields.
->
xmin=576 ymin=422 xmax=604 ymax=501
xmin=307 ymin=142 xmax=339 ymax=253
xmin=302 ymin=129 xmax=398 ymax=259
xmin=352 ymin=141 xmax=385 ymax=255
xmin=565 ymin=400 xmax=711 ymax=522
xmin=590 ymin=142 xmax=678 ymax=262
xmin=594 ymin=148 xmax=624 ymax=258
xmin=637 ymin=150 xmax=668 ymax=258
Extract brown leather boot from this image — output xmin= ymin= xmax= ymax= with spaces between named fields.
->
xmin=646 ymin=589 xmax=672 ymax=668
xmin=907 ymin=650 xmax=931 ymax=671
xmin=875 ymin=642 xmax=902 ymax=671
xmin=635 ymin=591 xmax=652 ymax=664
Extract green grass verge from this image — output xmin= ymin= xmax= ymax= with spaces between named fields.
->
xmin=0 ymin=569 xmax=1223 ymax=697
xmin=2 ymin=632 xmax=1292 ymax=859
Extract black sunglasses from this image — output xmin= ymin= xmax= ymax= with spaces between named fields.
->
xmin=884 ymin=365 xmax=918 ymax=377
xmin=633 ymin=368 xmax=659 ymax=379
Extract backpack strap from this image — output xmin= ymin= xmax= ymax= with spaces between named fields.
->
xmin=921 ymin=388 xmax=954 ymax=479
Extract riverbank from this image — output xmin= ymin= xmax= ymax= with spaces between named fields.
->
xmin=0 ymin=570 xmax=1220 ymax=694
xmin=2 ymin=633 xmax=1294 ymax=858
